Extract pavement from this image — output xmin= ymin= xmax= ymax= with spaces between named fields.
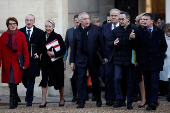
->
xmin=1 ymin=92 xmax=170 ymax=112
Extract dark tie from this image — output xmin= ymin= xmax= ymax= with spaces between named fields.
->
xmin=27 ymin=30 xmax=31 ymax=41
xmin=114 ymin=25 xmax=116 ymax=29
xmin=148 ymin=29 xmax=152 ymax=34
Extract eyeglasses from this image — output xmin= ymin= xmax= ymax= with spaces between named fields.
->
xmin=8 ymin=23 xmax=17 ymax=26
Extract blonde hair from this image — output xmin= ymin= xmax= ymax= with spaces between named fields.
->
xmin=91 ymin=16 xmax=100 ymax=24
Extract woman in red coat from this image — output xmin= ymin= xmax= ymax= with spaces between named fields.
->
xmin=0 ymin=17 xmax=29 ymax=109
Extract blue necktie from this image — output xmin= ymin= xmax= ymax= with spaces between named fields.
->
xmin=148 ymin=29 xmax=152 ymax=34
xmin=27 ymin=30 xmax=31 ymax=41
xmin=114 ymin=25 xmax=116 ymax=29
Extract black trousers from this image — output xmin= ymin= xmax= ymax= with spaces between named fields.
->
xmin=77 ymin=66 xmax=101 ymax=105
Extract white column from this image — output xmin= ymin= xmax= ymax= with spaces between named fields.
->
xmin=166 ymin=0 xmax=170 ymax=23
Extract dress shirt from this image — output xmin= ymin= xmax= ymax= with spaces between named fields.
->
xmin=147 ymin=26 xmax=153 ymax=33
xmin=26 ymin=26 xmax=34 ymax=39
xmin=112 ymin=23 xmax=119 ymax=30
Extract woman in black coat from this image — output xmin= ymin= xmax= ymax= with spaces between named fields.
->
xmin=38 ymin=19 xmax=66 ymax=108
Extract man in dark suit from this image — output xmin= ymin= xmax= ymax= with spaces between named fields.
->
xmin=70 ymin=12 xmax=108 ymax=108
xmin=102 ymin=8 xmax=120 ymax=106
xmin=64 ymin=14 xmax=80 ymax=102
xmin=20 ymin=14 xmax=44 ymax=106
xmin=130 ymin=13 xmax=167 ymax=110
xmin=108 ymin=11 xmax=138 ymax=109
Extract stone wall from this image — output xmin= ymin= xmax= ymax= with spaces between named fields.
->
xmin=0 ymin=0 xmax=69 ymax=97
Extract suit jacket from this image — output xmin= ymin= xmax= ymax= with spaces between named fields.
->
xmin=70 ymin=24 xmax=108 ymax=68
xmin=65 ymin=27 xmax=74 ymax=50
xmin=64 ymin=27 xmax=74 ymax=78
xmin=102 ymin=23 xmax=115 ymax=63
xmin=133 ymin=25 xmax=167 ymax=71
xmin=20 ymin=26 xmax=44 ymax=77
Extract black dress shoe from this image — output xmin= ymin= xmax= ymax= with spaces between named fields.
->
xmin=26 ymin=102 xmax=32 ymax=107
xmin=92 ymin=96 xmax=96 ymax=101
xmin=113 ymin=100 xmax=122 ymax=108
xmin=150 ymin=103 xmax=157 ymax=110
xmin=146 ymin=105 xmax=152 ymax=110
xmin=39 ymin=102 xmax=47 ymax=108
xmin=127 ymin=103 xmax=133 ymax=109
xmin=59 ymin=100 xmax=65 ymax=107
xmin=77 ymin=104 xmax=84 ymax=108
xmin=96 ymin=99 xmax=102 ymax=107
xmin=122 ymin=102 xmax=126 ymax=106
xmin=72 ymin=97 xmax=77 ymax=102
xmin=106 ymin=100 xmax=115 ymax=106
xmin=138 ymin=102 xmax=146 ymax=108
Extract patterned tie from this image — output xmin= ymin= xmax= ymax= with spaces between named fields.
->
xmin=27 ymin=30 xmax=31 ymax=41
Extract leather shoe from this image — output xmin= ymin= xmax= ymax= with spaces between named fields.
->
xmin=150 ymin=103 xmax=157 ymax=110
xmin=113 ymin=100 xmax=122 ymax=108
xmin=122 ymin=101 xmax=126 ymax=106
xmin=59 ymin=100 xmax=65 ymax=107
xmin=72 ymin=97 xmax=77 ymax=102
xmin=96 ymin=99 xmax=102 ymax=107
xmin=26 ymin=102 xmax=32 ymax=107
xmin=127 ymin=103 xmax=133 ymax=109
xmin=146 ymin=105 xmax=152 ymax=110
xmin=77 ymin=104 xmax=84 ymax=108
xmin=138 ymin=102 xmax=146 ymax=108
xmin=39 ymin=102 xmax=47 ymax=108
xmin=106 ymin=100 xmax=115 ymax=106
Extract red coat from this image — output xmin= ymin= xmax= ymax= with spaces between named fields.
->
xmin=0 ymin=30 xmax=29 ymax=84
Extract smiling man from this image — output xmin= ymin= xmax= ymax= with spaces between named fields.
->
xmin=70 ymin=12 xmax=108 ymax=108
xmin=19 ymin=14 xmax=44 ymax=107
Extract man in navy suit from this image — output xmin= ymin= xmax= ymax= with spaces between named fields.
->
xmin=102 ymin=8 xmax=120 ymax=106
xmin=70 ymin=12 xmax=108 ymax=108
xmin=130 ymin=13 xmax=167 ymax=110
xmin=64 ymin=14 xmax=80 ymax=102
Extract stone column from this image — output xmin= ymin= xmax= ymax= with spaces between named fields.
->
xmin=166 ymin=0 xmax=170 ymax=23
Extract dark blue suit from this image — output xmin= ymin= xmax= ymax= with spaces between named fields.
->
xmin=133 ymin=25 xmax=167 ymax=105
xmin=70 ymin=24 xmax=107 ymax=105
xmin=102 ymin=23 xmax=115 ymax=101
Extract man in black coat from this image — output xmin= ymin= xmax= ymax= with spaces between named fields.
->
xmin=130 ymin=13 xmax=167 ymax=110
xmin=70 ymin=12 xmax=108 ymax=108
xmin=20 ymin=14 xmax=44 ymax=106
xmin=108 ymin=11 xmax=138 ymax=109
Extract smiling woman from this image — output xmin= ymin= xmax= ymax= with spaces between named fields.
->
xmin=37 ymin=19 xmax=66 ymax=108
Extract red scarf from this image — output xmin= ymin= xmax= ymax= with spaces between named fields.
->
xmin=6 ymin=28 xmax=18 ymax=52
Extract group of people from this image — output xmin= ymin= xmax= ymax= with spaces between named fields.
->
xmin=0 ymin=8 xmax=169 ymax=111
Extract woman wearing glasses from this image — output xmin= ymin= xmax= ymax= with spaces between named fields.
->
xmin=0 ymin=17 xmax=29 ymax=109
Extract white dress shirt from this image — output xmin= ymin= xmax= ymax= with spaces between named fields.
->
xmin=112 ymin=23 xmax=119 ymax=30
xmin=26 ymin=26 xmax=34 ymax=40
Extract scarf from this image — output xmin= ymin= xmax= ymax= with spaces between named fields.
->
xmin=6 ymin=28 xmax=18 ymax=52
xmin=79 ymin=24 xmax=91 ymax=54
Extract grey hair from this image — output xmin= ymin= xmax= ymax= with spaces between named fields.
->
xmin=45 ymin=19 xmax=55 ymax=27
xmin=109 ymin=8 xmax=121 ymax=15
xmin=78 ymin=12 xmax=89 ymax=20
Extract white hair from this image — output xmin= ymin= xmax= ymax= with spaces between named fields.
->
xmin=109 ymin=8 xmax=121 ymax=15
xmin=45 ymin=19 xmax=55 ymax=27
xmin=78 ymin=12 xmax=89 ymax=20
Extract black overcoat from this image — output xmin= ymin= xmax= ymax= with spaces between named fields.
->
xmin=19 ymin=26 xmax=44 ymax=77
xmin=133 ymin=25 xmax=167 ymax=71
xmin=38 ymin=30 xmax=66 ymax=90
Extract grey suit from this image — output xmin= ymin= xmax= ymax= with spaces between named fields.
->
xmin=64 ymin=27 xmax=78 ymax=98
